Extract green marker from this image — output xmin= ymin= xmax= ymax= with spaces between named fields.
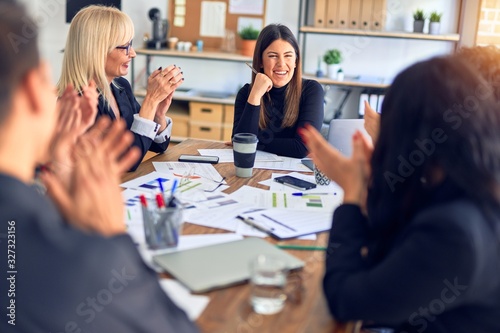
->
xmin=276 ymin=244 xmax=327 ymax=251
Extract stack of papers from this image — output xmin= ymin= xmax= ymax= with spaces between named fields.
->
xmin=198 ymin=149 xmax=312 ymax=172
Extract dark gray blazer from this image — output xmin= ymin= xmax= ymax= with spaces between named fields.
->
xmin=0 ymin=174 xmax=199 ymax=333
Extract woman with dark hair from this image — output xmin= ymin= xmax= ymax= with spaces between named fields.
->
xmin=232 ymin=24 xmax=324 ymax=158
xmin=300 ymin=56 xmax=500 ymax=332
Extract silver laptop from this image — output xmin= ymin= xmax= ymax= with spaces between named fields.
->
xmin=153 ymin=237 xmax=304 ymax=293
xmin=327 ymin=119 xmax=371 ymax=157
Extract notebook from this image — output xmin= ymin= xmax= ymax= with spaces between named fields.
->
xmin=153 ymin=238 xmax=304 ymax=293
xmin=327 ymin=119 xmax=371 ymax=157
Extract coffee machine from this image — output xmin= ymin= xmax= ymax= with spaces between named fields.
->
xmin=146 ymin=8 xmax=168 ymax=49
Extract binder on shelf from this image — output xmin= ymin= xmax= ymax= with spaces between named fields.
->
xmin=371 ymin=0 xmax=387 ymax=31
xmin=325 ymin=0 xmax=340 ymax=29
xmin=348 ymin=0 xmax=362 ymax=29
xmin=359 ymin=89 xmax=385 ymax=118
xmin=313 ymin=0 xmax=327 ymax=27
xmin=360 ymin=0 xmax=374 ymax=30
xmin=359 ymin=91 xmax=370 ymax=118
xmin=377 ymin=95 xmax=384 ymax=113
xmin=369 ymin=93 xmax=379 ymax=112
xmin=337 ymin=0 xmax=350 ymax=29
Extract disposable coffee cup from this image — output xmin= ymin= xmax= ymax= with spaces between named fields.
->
xmin=168 ymin=37 xmax=178 ymax=50
xmin=232 ymin=133 xmax=258 ymax=178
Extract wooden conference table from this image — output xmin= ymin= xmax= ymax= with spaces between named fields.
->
xmin=122 ymin=139 xmax=361 ymax=333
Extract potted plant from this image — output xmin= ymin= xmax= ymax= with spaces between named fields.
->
xmin=239 ymin=25 xmax=260 ymax=56
xmin=323 ymin=49 xmax=342 ymax=80
xmin=429 ymin=11 xmax=442 ymax=35
xmin=413 ymin=9 xmax=426 ymax=33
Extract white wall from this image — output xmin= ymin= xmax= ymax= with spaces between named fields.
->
xmin=27 ymin=0 xmax=460 ymax=117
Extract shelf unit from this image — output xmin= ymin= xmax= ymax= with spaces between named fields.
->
xmin=131 ymin=48 xmax=248 ymax=142
xmin=297 ymin=0 xmax=464 ymax=88
xmin=299 ymin=26 xmax=460 ymax=42
xmin=131 ymin=48 xmax=251 ymax=93
xmin=297 ymin=0 xmax=464 ymax=119
xmin=302 ymin=74 xmax=389 ymax=89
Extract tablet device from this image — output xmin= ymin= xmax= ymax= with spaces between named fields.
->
xmin=327 ymin=119 xmax=371 ymax=157
xmin=153 ymin=238 xmax=304 ymax=293
xmin=301 ymin=158 xmax=314 ymax=171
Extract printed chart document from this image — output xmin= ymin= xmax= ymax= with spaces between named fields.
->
xmin=239 ymin=209 xmax=333 ymax=239
xmin=231 ymin=185 xmax=342 ymax=214
xmin=153 ymin=162 xmax=226 ymax=184
xmin=254 ymin=157 xmax=312 ymax=172
xmin=198 ymin=149 xmax=282 ymax=163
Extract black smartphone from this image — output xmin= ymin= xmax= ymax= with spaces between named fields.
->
xmin=178 ymin=154 xmax=219 ymax=164
xmin=274 ymin=175 xmax=317 ymax=190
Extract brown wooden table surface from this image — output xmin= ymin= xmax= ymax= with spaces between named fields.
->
xmin=123 ymin=139 xmax=358 ymax=333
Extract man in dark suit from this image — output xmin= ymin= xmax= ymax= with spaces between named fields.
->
xmin=0 ymin=1 xmax=199 ymax=332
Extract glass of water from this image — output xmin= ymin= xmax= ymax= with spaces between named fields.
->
xmin=249 ymin=255 xmax=288 ymax=315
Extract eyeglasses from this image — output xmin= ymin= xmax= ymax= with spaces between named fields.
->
xmin=116 ymin=40 xmax=133 ymax=56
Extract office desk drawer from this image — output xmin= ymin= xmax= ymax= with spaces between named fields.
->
xmin=189 ymin=121 xmax=222 ymax=141
xmin=190 ymin=102 xmax=223 ymax=123
xmin=223 ymin=105 xmax=235 ymax=125
xmin=169 ymin=112 xmax=190 ymax=138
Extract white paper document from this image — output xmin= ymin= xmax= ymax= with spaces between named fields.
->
xmin=239 ymin=209 xmax=333 ymax=239
xmin=254 ymin=157 xmax=312 ymax=172
xmin=229 ymin=0 xmax=264 ymax=15
xmin=231 ymin=185 xmax=341 ymax=214
xmin=121 ymin=171 xmax=174 ymax=192
xmin=159 ymin=279 xmax=210 ymax=320
xmin=153 ymin=162 xmax=225 ymax=183
xmin=200 ymin=1 xmax=226 ymax=37
xmin=198 ymin=149 xmax=282 ymax=163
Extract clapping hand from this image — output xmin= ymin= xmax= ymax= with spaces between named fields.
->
xmin=42 ymin=118 xmax=141 ymax=236
xmin=363 ymin=101 xmax=380 ymax=143
xmin=299 ymin=124 xmax=373 ymax=212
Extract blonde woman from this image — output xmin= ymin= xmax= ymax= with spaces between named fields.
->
xmin=58 ymin=5 xmax=183 ymax=170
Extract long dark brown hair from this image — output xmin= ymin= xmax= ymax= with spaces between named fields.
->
xmin=369 ymin=56 xmax=500 ymax=243
xmin=251 ymin=24 xmax=302 ymax=129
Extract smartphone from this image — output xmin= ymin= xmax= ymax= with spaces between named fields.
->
xmin=274 ymin=175 xmax=317 ymax=190
xmin=178 ymin=154 xmax=219 ymax=164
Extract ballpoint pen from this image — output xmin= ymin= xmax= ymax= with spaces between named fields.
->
xmin=168 ymin=179 xmax=178 ymax=207
xmin=292 ymin=192 xmax=331 ymax=196
xmin=236 ymin=215 xmax=272 ymax=236
xmin=245 ymin=62 xmax=258 ymax=75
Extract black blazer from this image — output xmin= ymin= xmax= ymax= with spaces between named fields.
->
xmin=0 ymin=174 xmax=199 ymax=333
xmin=96 ymin=77 xmax=170 ymax=171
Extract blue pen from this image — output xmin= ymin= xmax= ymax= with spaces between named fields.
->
xmin=158 ymin=179 xmax=165 ymax=194
xmin=168 ymin=179 xmax=179 ymax=207
xmin=292 ymin=192 xmax=330 ymax=196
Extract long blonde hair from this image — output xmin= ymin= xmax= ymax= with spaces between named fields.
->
xmin=57 ymin=5 xmax=134 ymax=104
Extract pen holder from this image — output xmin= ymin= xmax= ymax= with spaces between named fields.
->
xmin=142 ymin=203 xmax=183 ymax=250
xmin=314 ymin=165 xmax=331 ymax=186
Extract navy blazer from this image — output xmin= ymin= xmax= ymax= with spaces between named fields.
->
xmin=97 ymin=77 xmax=170 ymax=171
xmin=324 ymin=181 xmax=500 ymax=333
